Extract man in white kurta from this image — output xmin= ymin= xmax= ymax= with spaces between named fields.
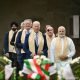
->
xmin=50 ymin=26 xmax=76 ymax=80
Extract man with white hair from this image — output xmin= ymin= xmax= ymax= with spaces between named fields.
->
xmin=15 ymin=19 xmax=32 ymax=69
xmin=23 ymin=21 xmax=48 ymax=58
xmin=50 ymin=26 xmax=76 ymax=80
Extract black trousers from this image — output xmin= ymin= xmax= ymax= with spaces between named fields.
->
xmin=8 ymin=52 xmax=20 ymax=79
xmin=9 ymin=52 xmax=17 ymax=67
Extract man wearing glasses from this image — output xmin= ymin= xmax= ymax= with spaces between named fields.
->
xmin=44 ymin=25 xmax=55 ymax=58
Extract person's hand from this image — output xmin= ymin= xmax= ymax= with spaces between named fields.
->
xmin=37 ymin=51 xmax=43 ymax=55
xmin=30 ymin=53 xmax=35 ymax=58
xmin=4 ymin=53 xmax=9 ymax=58
xmin=59 ymin=55 xmax=68 ymax=61
xmin=19 ymin=71 xmax=24 ymax=77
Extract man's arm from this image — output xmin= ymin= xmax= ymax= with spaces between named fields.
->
xmin=67 ymin=38 xmax=76 ymax=58
xmin=10 ymin=31 xmax=17 ymax=46
xmin=16 ymin=31 xmax=23 ymax=48
xmin=23 ymin=33 xmax=32 ymax=56
xmin=50 ymin=39 xmax=55 ymax=63
xmin=4 ymin=32 xmax=9 ymax=53
xmin=42 ymin=34 xmax=48 ymax=57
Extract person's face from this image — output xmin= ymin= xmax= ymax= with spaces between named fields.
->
xmin=11 ymin=24 xmax=17 ymax=31
xmin=24 ymin=21 xmax=32 ymax=30
xmin=47 ymin=28 xmax=53 ymax=37
xmin=58 ymin=28 xmax=66 ymax=38
xmin=33 ymin=23 xmax=40 ymax=33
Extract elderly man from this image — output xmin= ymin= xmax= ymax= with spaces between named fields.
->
xmin=23 ymin=21 xmax=48 ymax=58
xmin=44 ymin=25 xmax=55 ymax=58
xmin=15 ymin=19 xmax=32 ymax=69
xmin=50 ymin=26 xmax=76 ymax=80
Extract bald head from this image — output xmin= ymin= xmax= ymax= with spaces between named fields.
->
xmin=47 ymin=26 xmax=53 ymax=30
xmin=46 ymin=25 xmax=51 ymax=29
xmin=58 ymin=26 xmax=66 ymax=37
xmin=46 ymin=25 xmax=54 ymax=37
xmin=45 ymin=25 xmax=53 ymax=31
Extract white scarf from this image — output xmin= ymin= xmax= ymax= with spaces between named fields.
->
xmin=20 ymin=29 xmax=28 ymax=53
xmin=55 ymin=37 xmax=68 ymax=62
xmin=8 ymin=30 xmax=15 ymax=53
xmin=29 ymin=31 xmax=44 ymax=55
xmin=46 ymin=33 xmax=55 ymax=57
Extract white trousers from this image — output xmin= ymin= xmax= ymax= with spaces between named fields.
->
xmin=56 ymin=62 xmax=75 ymax=80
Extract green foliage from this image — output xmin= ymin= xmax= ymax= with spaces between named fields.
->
xmin=0 ymin=56 xmax=12 ymax=80
xmin=61 ymin=77 xmax=65 ymax=80
xmin=53 ymin=73 xmax=58 ymax=80
xmin=0 ymin=70 xmax=5 ymax=80
xmin=0 ymin=57 xmax=8 ymax=71
xmin=18 ymin=76 xmax=26 ymax=80
xmin=70 ymin=62 xmax=80 ymax=80
xmin=0 ymin=57 xmax=8 ymax=80
xmin=50 ymin=73 xmax=58 ymax=80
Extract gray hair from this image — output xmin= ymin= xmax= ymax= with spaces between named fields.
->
xmin=58 ymin=26 xmax=66 ymax=31
xmin=24 ymin=19 xmax=32 ymax=24
xmin=33 ymin=21 xmax=40 ymax=27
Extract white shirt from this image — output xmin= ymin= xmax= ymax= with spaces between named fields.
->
xmin=34 ymin=32 xmax=39 ymax=46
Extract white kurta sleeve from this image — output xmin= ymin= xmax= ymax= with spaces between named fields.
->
xmin=49 ymin=38 xmax=55 ymax=63
xmin=67 ymin=38 xmax=76 ymax=58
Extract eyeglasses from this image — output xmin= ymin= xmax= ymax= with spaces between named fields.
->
xmin=47 ymin=29 xmax=53 ymax=32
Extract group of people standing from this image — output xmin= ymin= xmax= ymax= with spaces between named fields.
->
xmin=4 ymin=19 xmax=76 ymax=80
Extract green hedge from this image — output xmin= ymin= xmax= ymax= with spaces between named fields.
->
xmin=70 ymin=62 xmax=80 ymax=80
xmin=0 ymin=70 xmax=5 ymax=80
xmin=0 ymin=57 xmax=8 ymax=80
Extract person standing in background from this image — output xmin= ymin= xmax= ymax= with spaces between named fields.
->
xmin=4 ymin=21 xmax=18 ymax=67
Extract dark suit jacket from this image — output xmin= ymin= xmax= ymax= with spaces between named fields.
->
xmin=15 ymin=31 xmax=23 ymax=49
xmin=10 ymin=31 xmax=17 ymax=46
xmin=4 ymin=32 xmax=9 ymax=53
xmin=23 ymin=33 xmax=48 ymax=57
